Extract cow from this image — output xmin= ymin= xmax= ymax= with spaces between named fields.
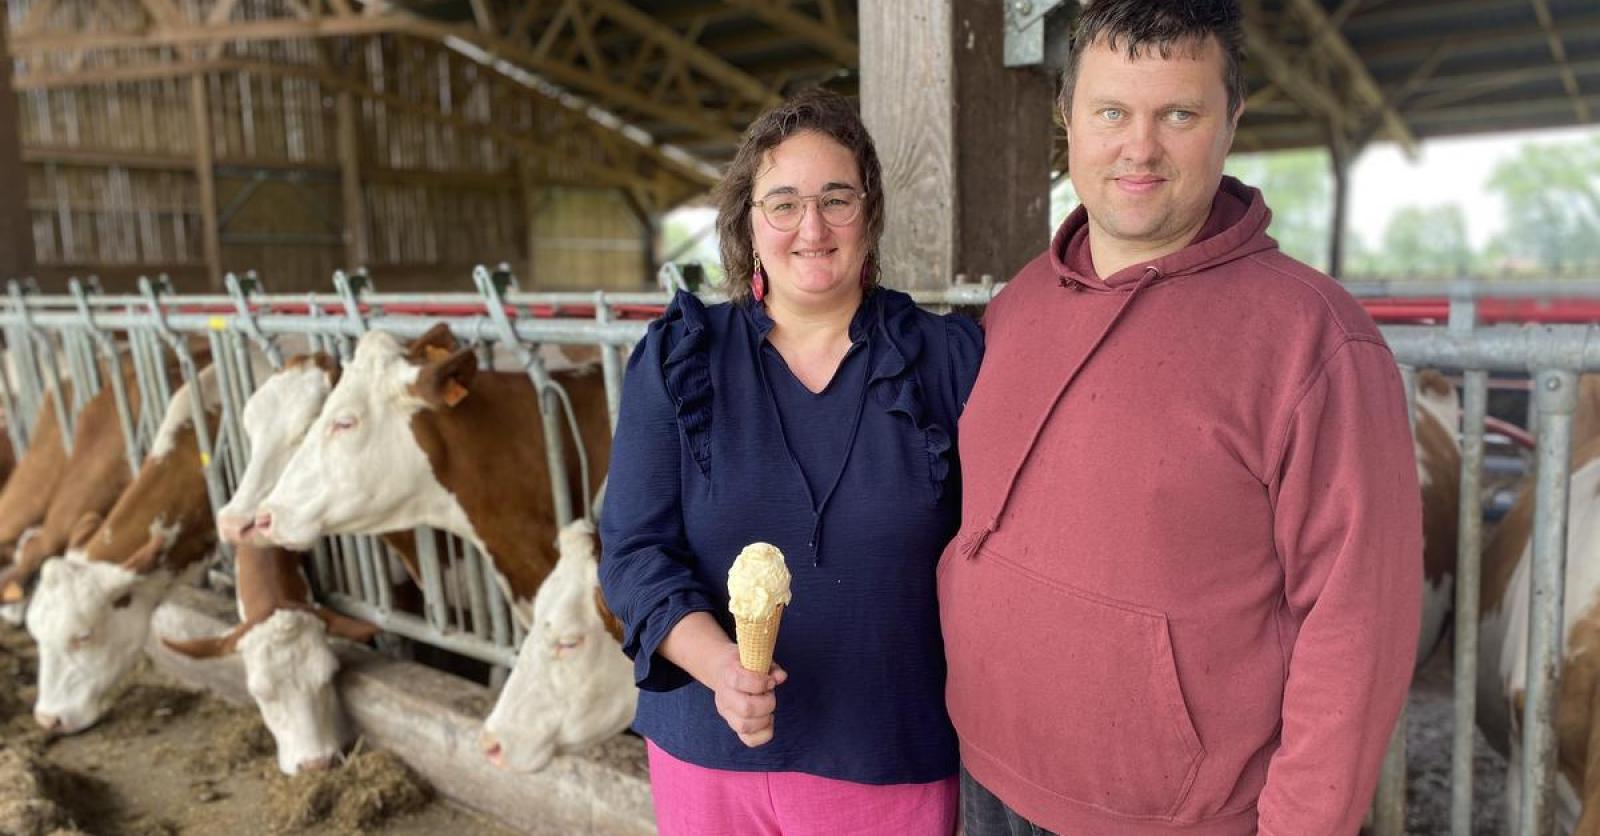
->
xmin=1415 ymin=370 xmax=1463 ymax=668
xmin=252 ymin=324 xmax=632 ymax=771
xmin=1 ymin=358 xmax=179 ymax=605
xmin=0 ymin=393 xmax=70 ymax=624
xmin=214 ymin=353 xmax=340 ymax=547
xmin=1477 ymin=375 xmax=1600 ymax=832
xmin=254 ymin=325 xmax=612 ymax=623
xmin=25 ymin=367 xmax=222 ymax=734
xmin=160 ymin=543 xmax=378 ymax=774
xmin=480 ymin=519 xmax=634 ymax=772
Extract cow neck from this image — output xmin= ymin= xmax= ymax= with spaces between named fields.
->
xmin=81 ymin=413 xmax=219 ymax=575
xmin=234 ymin=545 xmax=312 ymax=622
xmin=0 ymin=389 xmax=70 ymax=548
xmin=408 ymin=369 xmax=611 ymax=604
xmin=18 ymin=373 xmax=144 ymax=574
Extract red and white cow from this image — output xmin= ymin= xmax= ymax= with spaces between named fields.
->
xmin=481 ymin=519 xmax=633 ymax=771
xmin=161 ymin=543 xmax=378 ymax=774
xmin=25 ymin=367 xmax=222 ymax=734
xmin=254 ymin=325 xmax=633 ymax=770
xmin=0 ymin=393 xmax=71 ymax=624
xmin=214 ymin=353 xmax=340 ymax=546
xmin=2 ymin=359 xmax=177 ymax=605
xmin=1477 ymin=376 xmax=1600 ymax=832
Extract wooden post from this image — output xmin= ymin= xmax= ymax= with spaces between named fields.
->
xmin=861 ymin=0 xmax=1054 ymax=289
xmin=336 ymin=89 xmax=369 ymax=268
xmin=0 ymin=1 xmax=37 ymax=280
xmin=189 ymin=73 xmax=222 ymax=289
xmin=1327 ymin=126 xmax=1350 ymax=279
xmin=520 ymin=161 xmax=540 ymax=286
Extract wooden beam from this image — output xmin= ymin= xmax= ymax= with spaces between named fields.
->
xmin=862 ymin=0 xmax=1053 ymax=289
xmin=719 ymin=0 xmax=859 ymax=65
xmin=9 ymin=15 xmax=405 ymax=53
xmin=0 ymin=0 xmax=36 ymax=279
xmin=189 ymin=73 xmax=222 ymax=289
xmin=1529 ymin=0 xmax=1590 ymax=123
xmin=335 ymin=89 xmax=369 ymax=268
xmin=1283 ymin=0 xmax=1417 ymax=154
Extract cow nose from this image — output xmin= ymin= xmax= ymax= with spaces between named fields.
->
xmin=296 ymin=755 xmax=336 ymax=773
xmin=34 ymin=711 xmax=63 ymax=734
xmin=217 ymin=513 xmax=253 ymax=544
xmin=480 ymin=734 xmax=505 ymax=768
xmin=254 ymin=510 xmax=273 ymax=535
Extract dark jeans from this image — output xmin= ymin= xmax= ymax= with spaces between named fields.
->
xmin=961 ymin=767 xmax=1057 ymax=836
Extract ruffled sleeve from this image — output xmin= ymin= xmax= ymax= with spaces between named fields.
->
xmin=873 ymin=295 xmax=983 ymax=503
xmin=661 ymin=292 xmax=714 ymax=475
xmin=598 ymin=291 xmax=716 ymax=692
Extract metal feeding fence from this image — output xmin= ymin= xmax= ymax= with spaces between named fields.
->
xmin=0 ymin=270 xmax=1597 ymax=835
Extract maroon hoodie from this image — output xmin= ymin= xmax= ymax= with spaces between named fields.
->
xmin=940 ymin=177 xmax=1421 ymax=835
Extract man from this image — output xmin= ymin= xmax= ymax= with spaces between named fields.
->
xmin=940 ymin=2 xmax=1421 ymax=834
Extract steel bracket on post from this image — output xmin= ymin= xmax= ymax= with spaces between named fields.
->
xmin=70 ymin=279 xmax=141 ymax=476
xmin=333 ymin=268 xmax=373 ymax=336
xmin=139 ymin=275 xmax=226 ymax=533
xmin=1003 ymin=0 xmax=1075 ymax=69
xmin=226 ymin=271 xmax=283 ymax=369
xmin=474 ymin=265 xmax=588 ymax=525
xmin=11 ymin=279 xmax=73 ymax=452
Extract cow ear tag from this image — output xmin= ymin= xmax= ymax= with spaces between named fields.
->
xmin=441 ymin=380 xmax=470 ymax=408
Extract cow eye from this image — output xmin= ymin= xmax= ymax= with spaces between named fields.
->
xmin=110 ymin=592 xmax=133 ymax=609
xmin=330 ymin=415 xmax=358 ymax=434
xmin=69 ymin=630 xmax=92 ymax=649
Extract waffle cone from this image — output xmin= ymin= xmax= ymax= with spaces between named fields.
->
xmin=735 ymin=604 xmax=784 ymax=673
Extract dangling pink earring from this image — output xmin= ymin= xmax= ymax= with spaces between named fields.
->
xmin=751 ymin=254 xmax=767 ymax=303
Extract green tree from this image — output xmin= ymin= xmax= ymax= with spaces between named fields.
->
xmin=1381 ymin=204 xmax=1474 ymax=278
xmin=1226 ymin=148 xmax=1331 ymax=270
xmin=1485 ymin=137 xmax=1600 ymax=274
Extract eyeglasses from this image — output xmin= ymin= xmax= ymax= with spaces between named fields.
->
xmin=751 ymin=189 xmax=867 ymax=232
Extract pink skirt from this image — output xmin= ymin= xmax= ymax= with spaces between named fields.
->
xmin=646 ymin=740 xmax=958 ymax=836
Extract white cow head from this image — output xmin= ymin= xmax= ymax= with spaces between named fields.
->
xmin=164 ymin=607 xmax=375 ymax=774
xmin=216 ymin=357 xmax=339 ymax=545
xmin=26 ymin=541 xmax=173 ymax=734
xmin=480 ymin=520 xmax=636 ymax=772
xmin=256 ymin=328 xmax=475 ymax=551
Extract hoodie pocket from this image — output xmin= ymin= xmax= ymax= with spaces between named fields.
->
xmin=945 ymin=546 xmax=1204 ymax=819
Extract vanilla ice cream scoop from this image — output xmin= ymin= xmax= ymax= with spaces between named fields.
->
xmin=728 ymin=543 xmax=792 ymax=623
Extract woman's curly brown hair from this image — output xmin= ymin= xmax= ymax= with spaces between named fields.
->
xmin=713 ymin=89 xmax=885 ymax=305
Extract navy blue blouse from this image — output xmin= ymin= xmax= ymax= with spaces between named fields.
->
xmin=599 ymin=287 xmax=982 ymax=784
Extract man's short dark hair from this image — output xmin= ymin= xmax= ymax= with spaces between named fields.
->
xmin=1059 ymin=0 xmax=1247 ymax=123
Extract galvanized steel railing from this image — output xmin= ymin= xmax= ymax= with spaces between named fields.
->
xmin=1 ymin=271 xmax=1596 ymax=834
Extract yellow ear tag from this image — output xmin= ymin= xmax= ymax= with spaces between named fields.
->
xmin=208 ymin=316 xmax=228 ymax=332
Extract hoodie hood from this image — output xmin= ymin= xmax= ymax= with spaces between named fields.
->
xmin=1051 ymin=175 xmax=1278 ymax=292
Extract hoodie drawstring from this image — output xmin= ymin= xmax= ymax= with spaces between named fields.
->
xmin=959 ymin=266 xmax=1161 ymax=559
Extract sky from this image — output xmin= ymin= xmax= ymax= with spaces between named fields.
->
xmin=1347 ymin=124 xmax=1600 ymax=251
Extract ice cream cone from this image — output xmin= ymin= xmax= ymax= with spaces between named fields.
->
xmin=736 ymin=604 xmax=784 ymax=674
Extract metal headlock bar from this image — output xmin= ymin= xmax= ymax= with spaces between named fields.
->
xmin=3 ymin=274 xmax=1600 ymax=833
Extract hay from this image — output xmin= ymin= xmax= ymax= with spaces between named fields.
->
xmin=266 ymin=748 xmax=432 ymax=833
xmin=97 ymin=684 xmax=202 ymax=739
xmin=184 ymin=707 xmax=274 ymax=775
xmin=0 ymin=747 xmax=113 ymax=836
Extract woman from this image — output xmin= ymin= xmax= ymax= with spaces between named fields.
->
xmin=599 ymin=89 xmax=981 ymax=835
